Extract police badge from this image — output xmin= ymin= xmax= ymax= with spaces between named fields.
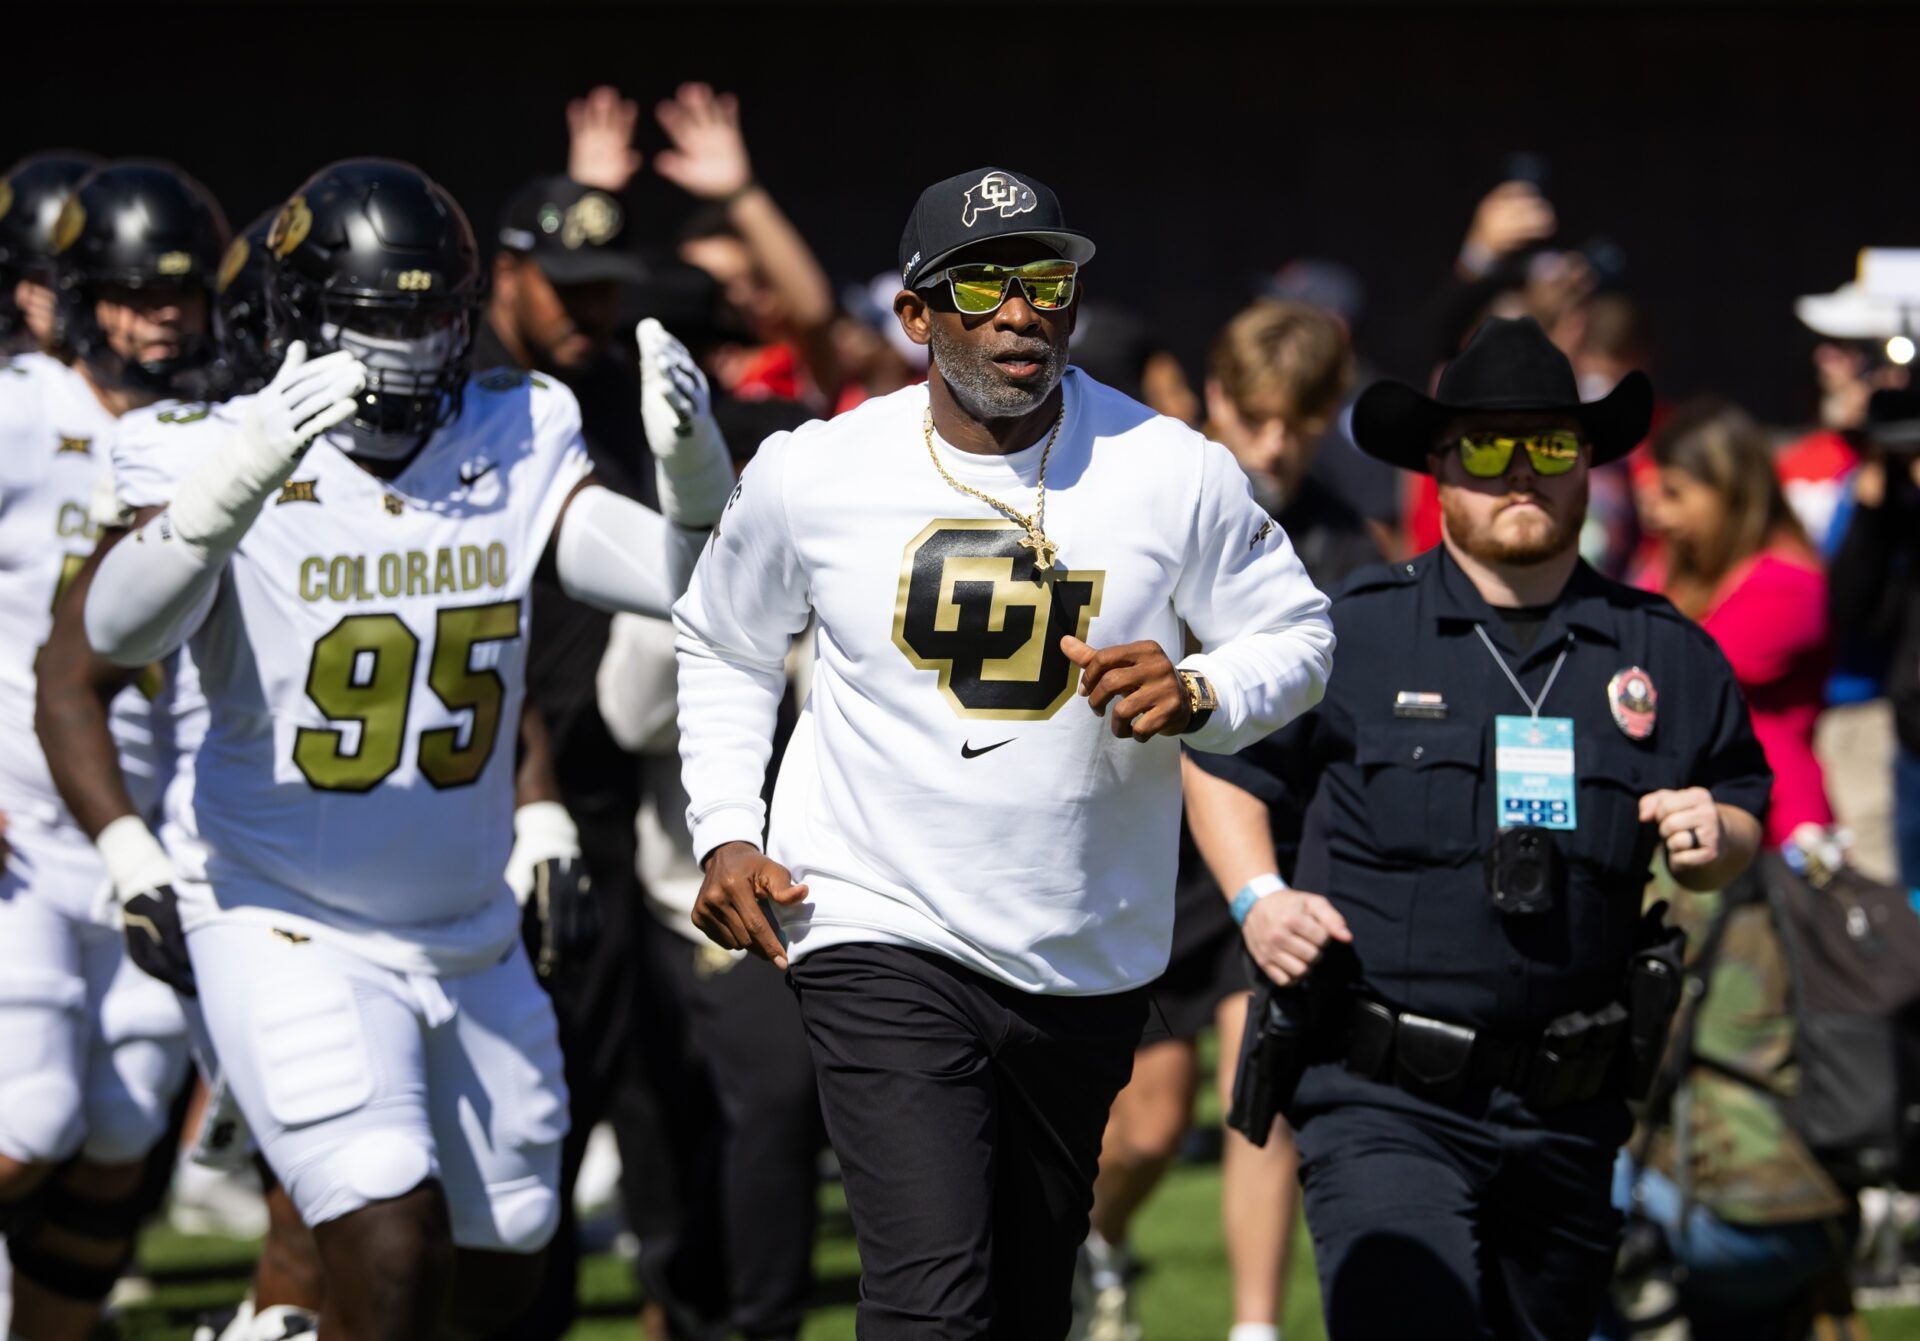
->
xmin=1607 ymin=666 xmax=1657 ymax=740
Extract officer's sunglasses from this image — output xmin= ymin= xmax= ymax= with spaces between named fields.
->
xmin=1452 ymin=429 xmax=1585 ymax=479
xmin=918 ymin=259 xmax=1079 ymax=315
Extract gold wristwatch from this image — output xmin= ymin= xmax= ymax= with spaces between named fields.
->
xmin=1177 ymin=669 xmax=1218 ymax=733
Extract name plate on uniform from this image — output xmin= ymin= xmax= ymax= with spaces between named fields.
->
xmin=1494 ymin=715 xmax=1576 ymax=830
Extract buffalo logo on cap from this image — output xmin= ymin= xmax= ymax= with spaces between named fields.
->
xmin=961 ymin=171 xmax=1036 ymax=229
xmin=561 ymin=192 xmax=621 ymax=250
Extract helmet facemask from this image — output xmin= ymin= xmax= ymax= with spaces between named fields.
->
xmin=276 ymin=274 xmax=476 ymax=458
xmin=61 ymin=274 xmax=218 ymax=396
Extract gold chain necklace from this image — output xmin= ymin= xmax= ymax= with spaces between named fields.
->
xmin=923 ymin=406 xmax=1064 ymax=573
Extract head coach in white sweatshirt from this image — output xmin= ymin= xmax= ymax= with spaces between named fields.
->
xmin=672 ymin=167 xmax=1335 ymax=1339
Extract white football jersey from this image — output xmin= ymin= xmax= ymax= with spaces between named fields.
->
xmin=108 ymin=399 xmax=220 ymax=865
xmin=0 ymin=352 xmax=165 ymax=845
xmin=113 ymin=370 xmax=593 ymax=974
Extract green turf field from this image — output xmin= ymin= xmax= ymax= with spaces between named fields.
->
xmin=117 ymin=1161 xmax=1920 ymax=1340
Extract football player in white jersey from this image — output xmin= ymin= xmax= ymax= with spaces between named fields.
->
xmin=83 ymin=158 xmax=735 ymax=1341
xmin=36 ymin=209 xmax=324 ymax=1341
xmin=0 ymin=153 xmax=102 ymax=358
xmin=0 ymin=158 xmax=227 ymax=1341
xmin=44 ymin=212 xmax=606 ymax=1341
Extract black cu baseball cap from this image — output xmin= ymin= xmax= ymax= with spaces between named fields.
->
xmin=498 ymin=175 xmax=648 ymax=285
xmin=898 ymin=167 xmax=1095 ymax=291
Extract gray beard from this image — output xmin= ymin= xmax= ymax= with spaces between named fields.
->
xmin=927 ymin=323 xmax=1065 ymax=421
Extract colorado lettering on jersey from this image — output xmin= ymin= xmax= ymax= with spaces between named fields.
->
xmin=56 ymin=500 xmax=98 ymax=541
xmin=296 ymin=543 xmax=510 ymax=603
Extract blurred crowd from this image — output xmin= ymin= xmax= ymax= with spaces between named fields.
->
xmin=6 ymin=75 xmax=1920 ymax=1341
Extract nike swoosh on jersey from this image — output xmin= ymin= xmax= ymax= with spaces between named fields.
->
xmin=959 ymin=738 xmax=1014 ymax=759
xmin=459 ymin=460 xmax=497 ymax=485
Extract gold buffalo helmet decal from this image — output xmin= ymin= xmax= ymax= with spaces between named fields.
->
xmin=216 ymin=236 xmax=249 ymax=293
xmin=267 ymin=195 xmax=312 ymax=259
xmin=561 ymin=192 xmax=621 ymax=250
xmin=0 ymin=179 xmax=13 ymax=224
xmin=50 ymin=197 xmax=85 ymax=254
xmin=156 ymin=250 xmax=193 ymax=276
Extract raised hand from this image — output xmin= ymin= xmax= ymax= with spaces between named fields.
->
xmin=567 ymin=85 xmax=642 ymax=192
xmin=241 ymin=340 xmax=367 ymax=473
xmin=653 ymin=82 xmax=753 ymax=202
xmin=1465 ymin=181 xmax=1557 ymax=262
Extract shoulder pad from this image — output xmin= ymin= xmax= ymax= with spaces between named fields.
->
xmin=475 ymin=367 xmax=529 ymax=392
xmin=156 ymin=403 xmax=213 ymax=425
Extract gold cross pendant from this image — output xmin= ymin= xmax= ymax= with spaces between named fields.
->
xmin=1020 ymin=531 xmax=1058 ymax=575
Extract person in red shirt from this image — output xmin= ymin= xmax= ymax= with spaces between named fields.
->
xmin=1644 ymin=399 xmax=1834 ymax=848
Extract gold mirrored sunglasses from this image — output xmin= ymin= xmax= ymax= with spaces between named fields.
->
xmin=918 ymin=259 xmax=1079 ymax=315
xmin=1453 ymin=429 xmax=1585 ymax=478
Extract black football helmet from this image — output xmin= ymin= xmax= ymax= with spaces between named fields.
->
xmin=265 ymin=158 xmax=481 ymax=443
xmin=211 ymin=210 xmax=279 ymax=397
xmin=0 ymin=150 xmax=102 ymax=348
xmin=50 ymin=160 xmax=229 ymax=393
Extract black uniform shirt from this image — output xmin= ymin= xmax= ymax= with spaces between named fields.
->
xmin=1191 ymin=545 xmax=1772 ymax=1036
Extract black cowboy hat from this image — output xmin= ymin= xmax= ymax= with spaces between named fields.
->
xmin=1351 ymin=316 xmax=1653 ymax=472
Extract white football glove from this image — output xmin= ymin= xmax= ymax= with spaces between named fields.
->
xmin=507 ymin=800 xmax=600 ymax=980
xmin=637 ymin=317 xmax=735 ymax=528
xmin=96 ymin=815 xmax=197 ymax=997
xmin=170 ymin=341 xmax=366 ymax=550
xmin=506 ymin=800 xmax=581 ymax=906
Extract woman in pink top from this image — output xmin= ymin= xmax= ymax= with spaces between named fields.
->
xmin=1645 ymin=400 xmax=1833 ymax=848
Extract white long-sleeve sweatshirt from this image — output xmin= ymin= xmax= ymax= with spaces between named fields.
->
xmin=673 ymin=370 xmax=1334 ymax=993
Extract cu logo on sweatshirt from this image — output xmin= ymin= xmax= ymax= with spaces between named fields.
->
xmin=892 ymin=520 xmax=1105 ymax=720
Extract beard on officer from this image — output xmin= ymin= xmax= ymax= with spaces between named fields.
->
xmin=1192 ymin=316 xmax=1772 ymax=1341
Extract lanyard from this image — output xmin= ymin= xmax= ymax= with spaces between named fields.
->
xmin=1473 ymin=623 xmax=1570 ymax=720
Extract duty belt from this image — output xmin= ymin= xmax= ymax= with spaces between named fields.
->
xmin=1343 ymin=998 xmax=1630 ymax=1111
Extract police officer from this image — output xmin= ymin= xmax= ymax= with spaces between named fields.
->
xmin=1189 ymin=316 xmax=1772 ymax=1341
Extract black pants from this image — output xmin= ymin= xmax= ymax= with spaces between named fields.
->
xmin=1290 ymin=1063 xmax=1626 ymax=1341
xmin=790 ymin=944 xmax=1148 ymax=1341
xmin=643 ymin=917 xmax=822 ymax=1341
xmin=490 ymin=774 xmax=654 ymax=1341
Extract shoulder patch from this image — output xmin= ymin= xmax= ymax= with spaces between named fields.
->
xmin=276 ymin=479 xmax=320 ymax=506
xmin=56 ymin=435 xmax=91 ymax=455
xmin=476 ymin=368 xmax=528 ymax=392
xmin=157 ymin=404 xmax=213 ymax=425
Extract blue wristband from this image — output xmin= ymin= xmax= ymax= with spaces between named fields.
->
xmin=1230 ymin=873 xmax=1287 ymax=925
